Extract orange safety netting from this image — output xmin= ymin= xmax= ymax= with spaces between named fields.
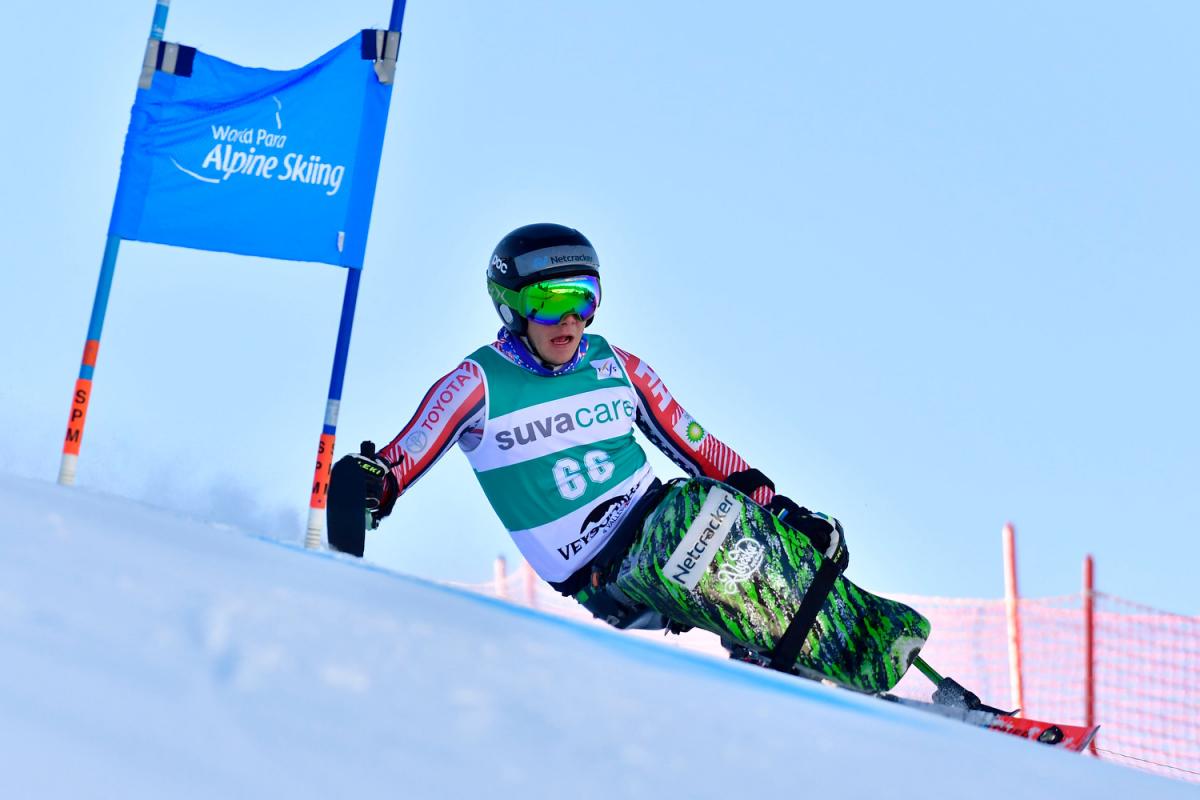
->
xmin=887 ymin=592 xmax=1200 ymax=782
xmin=462 ymin=562 xmax=1200 ymax=783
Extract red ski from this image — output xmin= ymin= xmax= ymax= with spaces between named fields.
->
xmin=880 ymin=693 xmax=1099 ymax=752
xmin=884 ymin=658 xmax=1100 ymax=752
xmin=760 ymin=652 xmax=1101 ymax=752
xmin=987 ymin=714 xmax=1099 ymax=752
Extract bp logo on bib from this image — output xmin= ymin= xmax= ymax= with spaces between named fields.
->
xmin=672 ymin=412 xmax=706 ymax=451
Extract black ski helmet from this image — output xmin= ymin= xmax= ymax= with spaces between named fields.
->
xmin=487 ymin=223 xmax=601 ymax=335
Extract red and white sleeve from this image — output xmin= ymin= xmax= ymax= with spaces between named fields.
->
xmin=377 ymin=360 xmax=486 ymax=498
xmin=611 ymin=346 xmax=775 ymax=507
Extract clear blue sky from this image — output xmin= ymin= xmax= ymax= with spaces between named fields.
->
xmin=2 ymin=1 xmax=1196 ymax=614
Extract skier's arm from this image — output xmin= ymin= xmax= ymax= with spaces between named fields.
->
xmin=612 ymin=346 xmax=848 ymax=567
xmin=372 ymin=360 xmax=486 ymax=519
xmin=610 ymin=346 xmax=776 ymax=507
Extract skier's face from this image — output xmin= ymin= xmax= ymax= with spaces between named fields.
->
xmin=527 ymin=313 xmax=585 ymax=366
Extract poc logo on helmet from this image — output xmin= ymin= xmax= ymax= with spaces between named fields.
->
xmin=490 ymin=255 xmax=508 ymax=275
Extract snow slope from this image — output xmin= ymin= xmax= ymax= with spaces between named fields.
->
xmin=0 ymin=473 xmax=1189 ymax=799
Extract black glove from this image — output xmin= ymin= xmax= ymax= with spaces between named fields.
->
xmin=767 ymin=494 xmax=849 ymax=571
xmin=725 ymin=468 xmax=849 ymax=570
xmin=339 ymin=441 xmax=398 ymax=529
xmin=724 ymin=468 xmax=775 ymax=497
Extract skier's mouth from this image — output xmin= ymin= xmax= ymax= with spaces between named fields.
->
xmin=551 ymin=334 xmax=574 ymax=346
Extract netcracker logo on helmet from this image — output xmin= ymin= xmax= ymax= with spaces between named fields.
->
xmin=486 ymin=223 xmax=602 ymax=335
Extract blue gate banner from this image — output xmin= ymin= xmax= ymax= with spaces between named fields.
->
xmin=110 ymin=34 xmax=392 ymax=268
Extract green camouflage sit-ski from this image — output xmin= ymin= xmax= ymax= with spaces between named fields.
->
xmin=614 ymin=478 xmax=930 ymax=692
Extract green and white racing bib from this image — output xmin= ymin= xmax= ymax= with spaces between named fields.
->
xmin=463 ymin=336 xmax=655 ymax=582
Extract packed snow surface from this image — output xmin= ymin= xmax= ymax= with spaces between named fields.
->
xmin=0 ymin=473 xmax=1189 ymax=798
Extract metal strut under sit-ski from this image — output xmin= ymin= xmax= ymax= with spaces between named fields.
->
xmin=913 ymin=656 xmax=1014 ymax=715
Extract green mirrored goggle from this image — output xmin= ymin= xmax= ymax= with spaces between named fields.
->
xmin=490 ymin=275 xmax=601 ymax=325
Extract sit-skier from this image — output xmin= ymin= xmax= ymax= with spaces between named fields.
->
xmin=335 ymin=222 xmax=847 ymax=634
xmin=330 ymin=226 xmax=1099 ymax=749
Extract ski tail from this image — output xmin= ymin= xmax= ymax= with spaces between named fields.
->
xmin=880 ymin=693 xmax=1099 ymax=752
xmin=987 ymin=715 xmax=1100 ymax=753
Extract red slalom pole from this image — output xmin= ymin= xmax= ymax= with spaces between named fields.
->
xmin=1084 ymin=554 xmax=1097 ymax=755
xmin=1003 ymin=522 xmax=1026 ymax=714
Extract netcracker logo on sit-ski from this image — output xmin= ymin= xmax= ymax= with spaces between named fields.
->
xmin=664 ymin=488 xmax=742 ymax=590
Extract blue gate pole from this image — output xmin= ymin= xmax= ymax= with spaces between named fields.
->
xmin=58 ymin=0 xmax=172 ymax=486
xmin=303 ymin=0 xmax=408 ymax=548
xmin=389 ymin=0 xmax=408 ymax=32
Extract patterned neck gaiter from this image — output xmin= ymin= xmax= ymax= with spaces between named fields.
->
xmin=495 ymin=328 xmax=589 ymax=377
